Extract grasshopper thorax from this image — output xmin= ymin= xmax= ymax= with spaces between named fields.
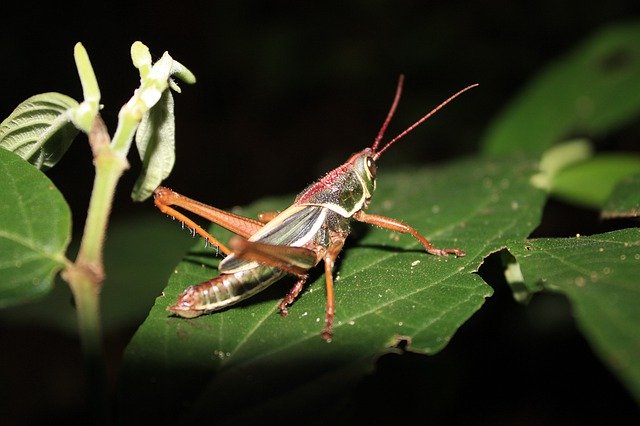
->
xmin=295 ymin=147 xmax=377 ymax=217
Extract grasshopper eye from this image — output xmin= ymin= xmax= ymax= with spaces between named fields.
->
xmin=366 ymin=156 xmax=377 ymax=178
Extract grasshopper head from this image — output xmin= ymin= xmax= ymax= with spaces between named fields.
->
xmin=332 ymin=148 xmax=378 ymax=212
xmin=349 ymin=148 xmax=377 ymax=196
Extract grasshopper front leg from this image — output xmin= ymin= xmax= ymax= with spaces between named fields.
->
xmin=353 ymin=211 xmax=466 ymax=257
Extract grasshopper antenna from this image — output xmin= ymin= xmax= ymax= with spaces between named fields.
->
xmin=371 ymin=74 xmax=405 ymax=152
xmin=373 ymin=81 xmax=479 ymax=161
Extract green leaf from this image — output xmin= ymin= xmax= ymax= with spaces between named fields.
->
xmin=506 ymin=229 xmax=640 ymax=402
xmin=602 ymin=173 xmax=640 ymax=218
xmin=0 ymin=213 xmax=195 ymax=334
xmin=0 ymin=148 xmax=71 ymax=307
xmin=0 ymin=93 xmax=80 ymax=170
xmin=131 ymin=90 xmax=176 ymax=201
xmin=529 ymin=140 xmax=640 ymax=209
xmin=550 ymin=153 xmax=640 ymax=208
xmin=118 ymin=155 xmax=546 ymax=422
xmin=482 ymin=21 xmax=640 ymax=155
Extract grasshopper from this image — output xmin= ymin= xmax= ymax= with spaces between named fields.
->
xmin=154 ymin=76 xmax=476 ymax=340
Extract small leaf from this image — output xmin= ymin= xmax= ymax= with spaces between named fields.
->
xmin=131 ymin=90 xmax=175 ymax=201
xmin=74 ymin=42 xmax=101 ymax=103
xmin=72 ymin=42 xmax=101 ymax=133
xmin=170 ymin=59 xmax=197 ymax=85
xmin=506 ymin=229 xmax=640 ymax=402
xmin=118 ymin=155 xmax=546 ymax=422
xmin=131 ymin=41 xmax=152 ymax=77
xmin=602 ymin=173 xmax=640 ymax=218
xmin=0 ymin=93 xmax=80 ymax=170
xmin=0 ymin=148 xmax=71 ymax=307
xmin=482 ymin=21 xmax=640 ymax=155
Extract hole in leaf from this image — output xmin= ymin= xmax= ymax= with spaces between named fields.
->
xmin=528 ymin=198 xmax=638 ymax=238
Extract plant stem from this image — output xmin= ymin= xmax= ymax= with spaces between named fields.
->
xmin=63 ymin=115 xmax=129 ymax=423
xmin=65 ymin=267 xmax=109 ymax=422
xmin=76 ymin=116 xmax=129 ymax=274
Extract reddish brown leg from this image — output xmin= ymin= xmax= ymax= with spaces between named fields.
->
xmin=279 ymin=276 xmax=308 ymax=316
xmin=353 ymin=211 xmax=465 ymax=257
xmin=321 ymin=240 xmax=345 ymax=342
xmin=154 ymin=186 xmax=265 ymax=255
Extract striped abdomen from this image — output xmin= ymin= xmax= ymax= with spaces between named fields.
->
xmin=168 ymin=265 xmax=288 ymax=318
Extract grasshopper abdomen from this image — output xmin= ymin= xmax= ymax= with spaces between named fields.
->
xmin=169 ymin=266 xmax=288 ymax=318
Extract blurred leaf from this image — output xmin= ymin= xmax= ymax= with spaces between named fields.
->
xmin=530 ymin=139 xmax=593 ymax=191
xmin=529 ymin=140 xmax=640 ymax=209
xmin=0 ymin=93 xmax=80 ymax=170
xmin=0 ymin=213 xmax=194 ymax=334
xmin=602 ymin=173 xmax=640 ymax=219
xmin=550 ymin=153 xmax=640 ymax=208
xmin=482 ymin=21 xmax=640 ymax=155
xmin=506 ymin=229 xmax=640 ymax=402
xmin=0 ymin=149 xmax=71 ymax=307
xmin=118 ymin=155 xmax=547 ymax=422
xmin=132 ymin=90 xmax=176 ymax=201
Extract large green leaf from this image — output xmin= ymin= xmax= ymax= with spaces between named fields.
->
xmin=118 ymin=155 xmax=546 ymax=422
xmin=482 ymin=21 xmax=640 ymax=155
xmin=0 ymin=148 xmax=71 ymax=307
xmin=505 ymin=229 xmax=640 ymax=402
xmin=0 ymin=93 xmax=79 ymax=170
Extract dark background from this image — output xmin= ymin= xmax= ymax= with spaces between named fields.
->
xmin=5 ymin=1 xmax=638 ymax=221
xmin=1 ymin=1 xmax=639 ymax=424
